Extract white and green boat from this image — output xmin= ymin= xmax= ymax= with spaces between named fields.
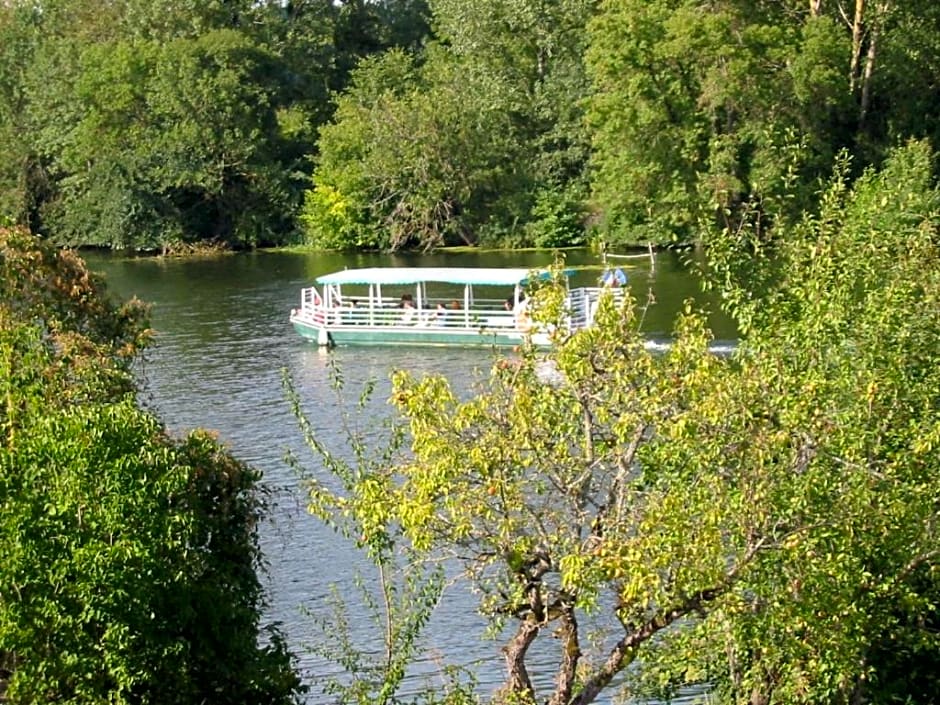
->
xmin=289 ymin=266 xmax=615 ymax=348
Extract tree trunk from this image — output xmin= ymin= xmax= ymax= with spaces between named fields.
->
xmin=809 ymin=0 xmax=822 ymax=16
xmin=547 ymin=608 xmax=580 ymax=705
xmin=858 ymin=7 xmax=881 ymax=129
xmin=849 ymin=0 xmax=865 ymax=93
xmin=501 ymin=619 xmax=540 ymax=702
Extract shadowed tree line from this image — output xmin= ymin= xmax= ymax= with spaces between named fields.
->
xmin=2 ymin=0 xmax=939 ymax=251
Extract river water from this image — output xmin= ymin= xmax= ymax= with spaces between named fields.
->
xmin=84 ymin=248 xmax=733 ymax=703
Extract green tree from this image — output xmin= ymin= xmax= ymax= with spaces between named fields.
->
xmin=284 ymin=366 xmax=474 ymax=705
xmin=0 ymin=225 xmax=150 ymax=411
xmin=303 ymin=0 xmax=596 ymax=251
xmin=586 ymin=0 xmax=812 ymax=244
xmin=585 ymin=0 xmax=940 ymax=246
xmin=303 ymin=47 xmax=525 ymax=250
xmin=0 ymin=3 xmax=49 ymax=229
xmin=688 ymin=139 xmax=940 ymax=704
xmin=0 ymin=226 xmax=302 ymax=703
xmin=0 ymin=0 xmax=344 ymax=248
xmin=25 ymin=29 xmax=302 ymax=249
xmin=0 ymin=401 xmax=301 ymax=705
xmin=299 ymin=142 xmax=940 ymax=704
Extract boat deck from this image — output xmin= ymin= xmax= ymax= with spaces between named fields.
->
xmin=291 ymin=287 xmax=623 ymax=348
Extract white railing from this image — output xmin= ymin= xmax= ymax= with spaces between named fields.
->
xmin=569 ymin=287 xmax=628 ymax=329
xmin=297 ymin=285 xmax=634 ymax=334
xmin=296 ymin=288 xmax=522 ymax=331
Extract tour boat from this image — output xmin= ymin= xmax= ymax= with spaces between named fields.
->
xmin=289 ymin=266 xmax=619 ymax=348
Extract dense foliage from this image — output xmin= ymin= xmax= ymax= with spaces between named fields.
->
xmin=295 ymin=142 xmax=940 ymax=704
xmin=0 ymin=226 xmax=301 ymax=703
xmin=0 ymin=0 xmax=429 ymax=249
xmin=586 ymin=0 xmax=940 ymax=244
xmin=5 ymin=0 xmax=937 ymax=250
xmin=302 ymin=0 xmax=593 ymax=250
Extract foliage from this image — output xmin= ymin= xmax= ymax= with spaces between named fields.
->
xmin=688 ymin=139 xmax=940 ymax=703
xmin=24 ymin=29 xmax=302 ymax=249
xmin=0 ymin=395 xmax=302 ymax=704
xmin=0 ymin=0 xmax=425 ymax=249
xmin=524 ymin=184 xmax=588 ymax=248
xmin=303 ymin=0 xmax=595 ymax=251
xmin=585 ymin=0 xmax=940 ymax=246
xmin=3 ymin=0 xmax=940 ymax=250
xmin=303 ymin=47 xmax=524 ymax=251
xmin=0 ymin=225 xmax=150 ymax=413
xmin=297 ymin=142 xmax=940 ymax=704
xmin=283 ymin=364 xmax=475 ymax=704
xmin=0 ymin=226 xmax=302 ymax=703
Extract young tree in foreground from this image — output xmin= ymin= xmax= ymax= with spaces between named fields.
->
xmin=285 ymin=366 xmax=474 ymax=705
xmin=0 ymin=226 xmax=302 ymax=704
xmin=298 ymin=140 xmax=940 ymax=704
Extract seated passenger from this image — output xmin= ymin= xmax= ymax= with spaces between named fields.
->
xmin=601 ymin=267 xmax=628 ymax=287
xmin=514 ymin=293 xmax=531 ymax=332
xmin=399 ymin=293 xmax=417 ymax=324
xmin=428 ymin=302 xmax=448 ymax=326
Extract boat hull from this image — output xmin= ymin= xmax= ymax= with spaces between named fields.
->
xmin=291 ymin=316 xmax=535 ymax=348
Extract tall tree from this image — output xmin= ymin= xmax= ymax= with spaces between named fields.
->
xmin=585 ymin=0 xmax=940 ymax=246
xmin=25 ymin=29 xmax=302 ymax=249
xmin=303 ymin=0 xmax=595 ymax=251
xmin=302 ymin=47 xmax=526 ymax=251
xmin=298 ymin=142 xmax=940 ymax=704
xmin=0 ymin=0 xmax=343 ymax=248
xmin=0 ymin=4 xmax=48 ymax=228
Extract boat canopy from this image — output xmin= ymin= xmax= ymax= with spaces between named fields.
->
xmin=315 ymin=267 xmax=569 ymax=287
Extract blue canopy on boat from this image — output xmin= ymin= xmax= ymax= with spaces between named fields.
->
xmin=315 ymin=267 xmax=568 ymax=287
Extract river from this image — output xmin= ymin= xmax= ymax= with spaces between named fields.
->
xmin=84 ymin=248 xmax=733 ymax=704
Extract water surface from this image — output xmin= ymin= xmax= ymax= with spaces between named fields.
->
xmin=85 ymin=249 xmax=731 ymax=702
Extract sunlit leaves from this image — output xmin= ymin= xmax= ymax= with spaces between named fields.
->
xmin=0 ymin=230 xmax=301 ymax=703
xmin=0 ymin=226 xmax=150 ymax=417
xmin=688 ymin=140 xmax=940 ymax=704
xmin=0 ymin=402 xmax=302 ymax=704
xmin=584 ymin=0 xmax=940 ymax=246
xmin=299 ymin=142 xmax=940 ymax=704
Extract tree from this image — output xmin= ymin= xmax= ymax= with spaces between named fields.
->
xmin=0 ymin=400 xmax=302 ymax=705
xmin=303 ymin=0 xmax=596 ymax=250
xmin=284 ymin=366 xmax=474 ymax=705
xmin=0 ymin=3 xmax=50 ymax=229
xmin=689 ymin=139 xmax=940 ymax=704
xmin=25 ymin=29 xmax=304 ymax=249
xmin=0 ymin=224 xmax=150 ymax=410
xmin=303 ymin=47 xmax=526 ymax=251
xmin=585 ymin=0 xmax=940 ymax=246
xmin=298 ymin=141 xmax=940 ymax=704
xmin=0 ymin=226 xmax=302 ymax=703
xmin=0 ymin=0 xmax=345 ymax=248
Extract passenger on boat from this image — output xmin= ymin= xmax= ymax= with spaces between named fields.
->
xmin=514 ymin=293 xmax=531 ymax=332
xmin=601 ymin=267 xmax=627 ymax=287
xmin=344 ymin=298 xmax=359 ymax=324
xmin=399 ymin=293 xmax=417 ymax=324
xmin=429 ymin=302 xmax=448 ymax=326
xmin=448 ymin=300 xmax=461 ymax=326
